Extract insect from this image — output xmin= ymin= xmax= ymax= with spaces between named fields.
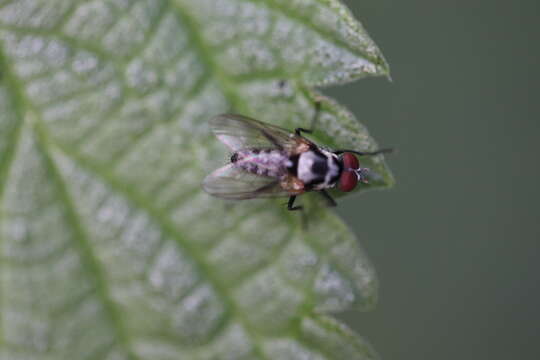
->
xmin=202 ymin=102 xmax=391 ymax=211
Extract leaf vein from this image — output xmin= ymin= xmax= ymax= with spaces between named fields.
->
xmin=124 ymin=1 xmax=168 ymax=63
xmin=170 ymin=2 xmax=247 ymax=113
xmin=108 ymin=72 xmax=211 ymax=166
xmin=48 ymin=135 xmax=271 ymax=360
xmin=248 ymin=0 xmax=382 ymax=66
xmin=33 ymin=123 xmax=140 ymax=360
xmin=0 ymin=41 xmax=31 ymax=352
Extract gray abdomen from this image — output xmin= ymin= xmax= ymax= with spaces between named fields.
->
xmin=232 ymin=149 xmax=291 ymax=178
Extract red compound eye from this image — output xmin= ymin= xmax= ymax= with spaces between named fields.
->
xmin=339 ymin=170 xmax=358 ymax=192
xmin=342 ymin=152 xmax=359 ymax=170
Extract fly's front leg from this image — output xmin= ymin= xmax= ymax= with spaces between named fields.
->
xmin=295 ymin=100 xmax=321 ymax=137
xmin=319 ymin=190 xmax=337 ymax=207
xmin=334 ymin=148 xmax=394 ymax=156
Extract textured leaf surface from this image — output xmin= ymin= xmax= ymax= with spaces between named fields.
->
xmin=0 ymin=0 xmax=391 ymax=359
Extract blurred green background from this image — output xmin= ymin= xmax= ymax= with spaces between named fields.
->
xmin=330 ymin=1 xmax=540 ymax=359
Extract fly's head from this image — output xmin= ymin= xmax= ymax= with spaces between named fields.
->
xmin=338 ymin=152 xmax=370 ymax=192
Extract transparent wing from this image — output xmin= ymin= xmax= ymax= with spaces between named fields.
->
xmin=210 ymin=114 xmax=300 ymax=152
xmin=202 ymin=164 xmax=290 ymax=200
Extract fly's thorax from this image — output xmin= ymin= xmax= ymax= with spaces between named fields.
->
xmin=297 ymin=149 xmax=341 ymax=190
xmin=280 ymin=176 xmax=305 ymax=195
xmin=231 ymin=148 xmax=291 ymax=178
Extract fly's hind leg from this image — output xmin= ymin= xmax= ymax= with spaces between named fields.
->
xmin=287 ymin=195 xmax=303 ymax=211
xmin=287 ymin=195 xmax=308 ymax=229
xmin=295 ymin=100 xmax=321 ymax=137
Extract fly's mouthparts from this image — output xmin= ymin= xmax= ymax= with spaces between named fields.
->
xmin=355 ymin=168 xmax=370 ymax=183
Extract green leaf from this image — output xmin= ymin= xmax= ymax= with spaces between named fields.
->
xmin=0 ymin=0 xmax=391 ymax=359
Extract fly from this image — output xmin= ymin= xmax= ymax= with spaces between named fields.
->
xmin=202 ymin=101 xmax=392 ymax=211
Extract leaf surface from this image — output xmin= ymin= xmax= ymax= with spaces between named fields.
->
xmin=0 ymin=1 xmax=391 ymax=359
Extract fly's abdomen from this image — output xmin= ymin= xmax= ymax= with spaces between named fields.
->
xmin=231 ymin=149 xmax=290 ymax=178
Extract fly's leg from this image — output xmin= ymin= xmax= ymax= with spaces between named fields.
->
xmin=334 ymin=148 xmax=394 ymax=156
xmin=287 ymin=195 xmax=303 ymax=211
xmin=319 ymin=190 xmax=337 ymax=207
xmin=287 ymin=195 xmax=309 ymax=229
xmin=295 ymin=100 xmax=321 ymax=137
xmin=262 ymin=129 xmax=283 ymax=150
